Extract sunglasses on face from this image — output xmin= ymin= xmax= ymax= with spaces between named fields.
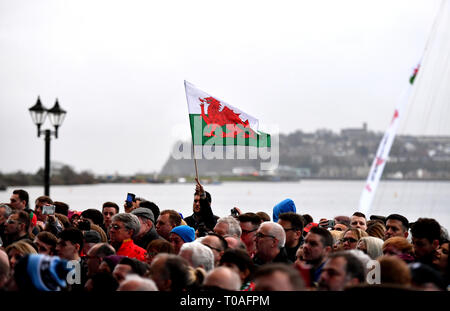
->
xmin=110 ymin=224 xmax=125 ymax=230
xmin=342 ymin=237 xmax=358 ymax=243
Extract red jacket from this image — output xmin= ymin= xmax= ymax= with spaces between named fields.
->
xmin=116 ymin=239 xmax=147 ymax=262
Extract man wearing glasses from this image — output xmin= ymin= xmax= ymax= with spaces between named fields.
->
xmin=277 ymin=212 xmax=305 ymax=262
xmin=237 ymin=212 xmax=262 ymax=258
xmin=201 ymin=232 xmax=228 ymax=267
xmin=253 ymin=222 xmax=291 ymax=265
xmin=3 ymin=210 xmax=31 ymax=248
xmin=109 ymin=213 xmax=147 ymax=262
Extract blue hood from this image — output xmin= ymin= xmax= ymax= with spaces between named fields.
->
xmin=273 ymin=198 xmax=296 ymax=222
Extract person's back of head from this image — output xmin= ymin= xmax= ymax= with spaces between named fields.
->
xmin=55 ymin=213 xmax=71 ymax=230
xmin=146 ymin=239 xmax=175 ymax=255
xmin=89 ymin=223 xmax=108 ymax=242
xmin=334 ymin=215 xmax=351 ymax=227
xmin=53 ymin=201 xmax=69 ymax=216
xmin=224 ymin=236 xmax=247 ymax=251
xmin=118 ymin=274 xmax=158 ymax=291
xmin=254 ymin=263 xmax=305 ymax=291
xmin=378 ymin=255 xmax=411 ymax=287
xmin=359 ymin=236 xmax=384 ymax=260
xmin=409 ymin=262 xmax=447 ymax=291
xmin=87 ymin=272 xmax=119 ymax=291
xmin=81 ymin=209 xmax=104 ymax=226
xmin=0 ymin=249 xmax=10 ymax=288
xmin=216 ymin=216 xmax=242 ymax=238
xmin=272 ymin=198 xmax=296 ymax=223
xmin=302 ymin=214 xmax=313 ymax=225
xmin=366 ymin=221 xmax=386 ymax=240
xmin=219 ymin=248 xmax=255 ymax=282
xmin=91 ymin=242 xmax=116 ymax=258
xmin=180 ymin=241 xmax=214 ymax=272
xmin=203 ymin=266 xmax=241 ymax=291
xmin=255 ymin=212 xmax=271 ymax=222
xmin=411 ymin=218 xmax=441 ymax=243
xmin=163 ymin=254 xmax=192 ymax=291
xmin=118 ymin=257 xmax=149 ymax=276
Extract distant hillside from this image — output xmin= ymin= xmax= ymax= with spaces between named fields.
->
xmin=160 ymin=125 xmax=450 ymax=180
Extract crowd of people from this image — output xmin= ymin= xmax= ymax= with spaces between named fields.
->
xmin=0 ymin=180 xmax=449 ymax=292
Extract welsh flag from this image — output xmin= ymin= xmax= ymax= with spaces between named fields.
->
xmin=184 ymin=81 xmax=270 ymax=147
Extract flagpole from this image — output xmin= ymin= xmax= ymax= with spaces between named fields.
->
xmin=185 ymin=81 xmax=201 ymax=184
xmin=192 ymin=142 xmax=200 ymax=183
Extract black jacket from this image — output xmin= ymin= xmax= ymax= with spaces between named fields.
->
xmin=134 ymin=225 xmax=161 ymax=249
xmin=253 ymin=247 xmax=293 ymax=266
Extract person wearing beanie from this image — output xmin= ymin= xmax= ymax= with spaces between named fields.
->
xmin=169 ymin=225 xmax=195 ymax=253
xmin=131 ymin=208 xmax=161 ymax=249
xmin=272 ymin=199 xmax=296 ymax=223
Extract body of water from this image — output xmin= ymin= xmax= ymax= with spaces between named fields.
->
xmin=1 ymin=180 xmax=449 ymax=231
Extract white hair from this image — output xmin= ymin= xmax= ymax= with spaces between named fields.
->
xmin=118 ymin=274 xmax=158 ymax=291
xmin=204 ymin=266 xmax=241 ymax=291
xmin=347 ymin=249 xmax=372 ymax=275
xmin=217 ymin=216 xmax=242 ymax=238
xmin=180 ymin=241 xmax=214 ymax=272
xmin=261 ymin=222 xmax=286 ymax=248
xmin=359 ymin=236 xmax=384 ymax=260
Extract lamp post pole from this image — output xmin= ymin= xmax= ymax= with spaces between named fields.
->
xmin=44 ymin=129 xmax=51 ymax=196
xmin=29 ymin=96 xmax=67 ymax=196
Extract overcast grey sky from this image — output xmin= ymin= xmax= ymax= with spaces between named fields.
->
xmin=0 ymin=0 xmax=442 ymax=175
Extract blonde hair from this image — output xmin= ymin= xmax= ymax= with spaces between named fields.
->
xmin=329 ymin=230 xmax=344 ymax=244
xmin=366 ymin=221 xmax=386 ymax=240
xmin=343 ymin=228 xmax=368 ymax=241
xmin=359 ymin=236 xmax=384 ymax=259
xmin=5 ymin=240 xmax=37 ymax=256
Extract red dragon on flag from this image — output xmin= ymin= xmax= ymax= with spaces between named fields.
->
xmin=199 ymin=96 xmax=256 ymax=139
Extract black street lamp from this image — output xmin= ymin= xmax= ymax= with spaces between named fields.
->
xmin=29 ymin=96 xmax=67 ymax=196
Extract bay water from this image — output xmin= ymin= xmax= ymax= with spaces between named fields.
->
xmin=1 ymin=180 xmax=449 ymax=231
